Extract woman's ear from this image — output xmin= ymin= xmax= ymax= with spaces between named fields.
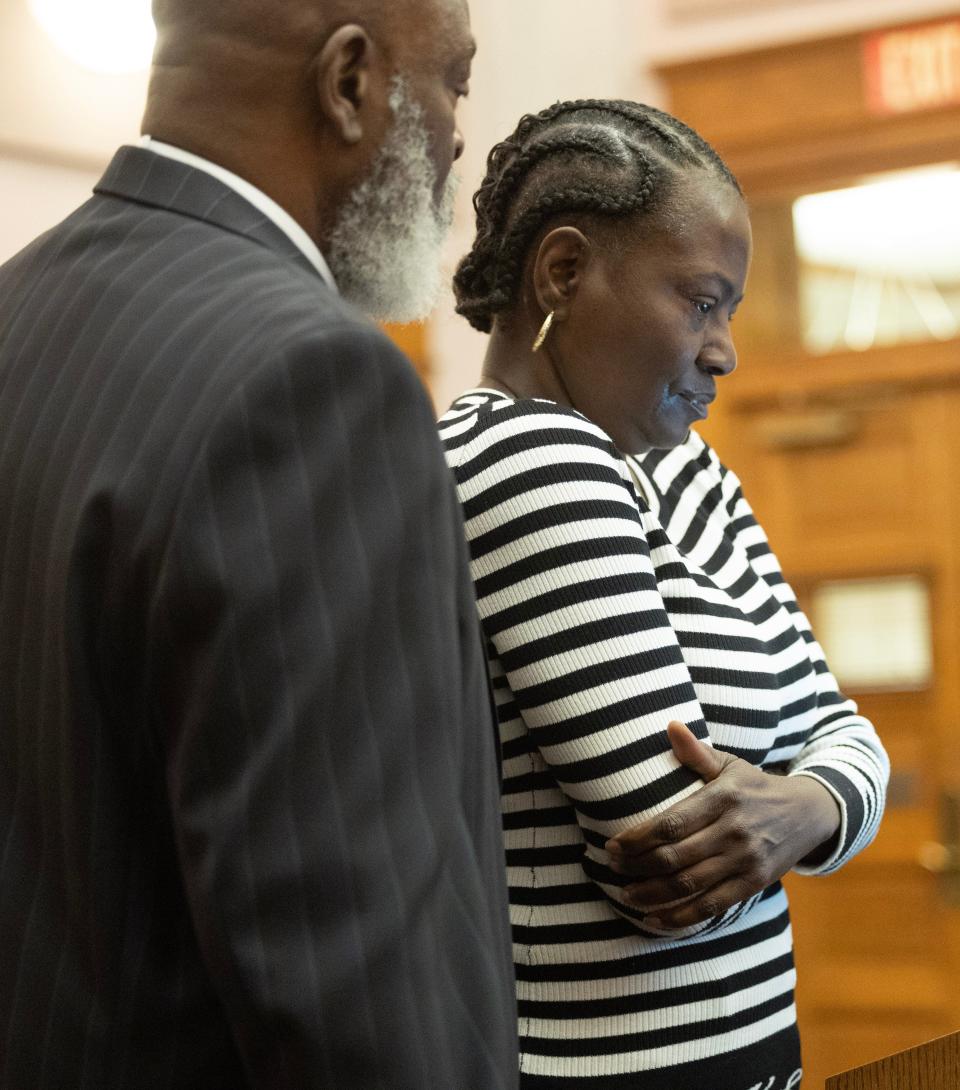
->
xmin=315 ymin=25 xmax=378 ymax=145
xmin=531 ymin=227 xmax=592 ymax=322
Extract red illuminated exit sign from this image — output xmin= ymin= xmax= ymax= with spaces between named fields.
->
xmin=864 ymin=19 xmax=960 ymax=115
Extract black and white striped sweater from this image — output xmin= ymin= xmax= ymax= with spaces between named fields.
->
xmin=439 ymin=390 xmax=889 ymax=1089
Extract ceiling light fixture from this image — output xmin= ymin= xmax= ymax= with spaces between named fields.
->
xmin=29 ymin=0 xmax=156 ymax=76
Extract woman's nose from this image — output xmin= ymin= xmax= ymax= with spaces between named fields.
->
xmin=699 ymin=327 xmax=737 ymax=376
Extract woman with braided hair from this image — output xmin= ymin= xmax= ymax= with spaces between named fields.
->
xmin=438 ymin=99 xmax=888 ymax=1089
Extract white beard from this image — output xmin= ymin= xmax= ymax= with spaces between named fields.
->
xmin=325 ymin=78 xmax=458 ymax=324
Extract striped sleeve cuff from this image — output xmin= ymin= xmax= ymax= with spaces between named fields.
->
xmin=789 ymin=759 xmax=886 ymax=875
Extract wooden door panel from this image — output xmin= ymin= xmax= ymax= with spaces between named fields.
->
xmin=705 ymin=385 xmax=960 ymax=1088
xmin=785 ymin=867 xmax=942 ymax=962
xmin=660 ymin=24 xmax=960 ymax=1084
xmin=731 ymin=398 xmax=931 ymax=573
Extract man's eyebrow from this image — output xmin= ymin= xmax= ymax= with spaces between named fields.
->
xmin=449 ymin=39 xmax=476 ymax=78
xmin=454 ymin=38 xmax=477 ymax=68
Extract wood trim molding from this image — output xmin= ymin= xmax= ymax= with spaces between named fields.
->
xmin=658 ymin=18 xmax=960 ymax=195
xmin=665 ymin=0 xmax=819 ymax=19
xmin=727 ymin=338 xmax=960 ymax=409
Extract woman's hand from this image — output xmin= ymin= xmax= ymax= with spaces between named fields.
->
xmin=605 ymin=721 xmax=842 ymax=929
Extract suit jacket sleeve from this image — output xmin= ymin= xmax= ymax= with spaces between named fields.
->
xmin=146 ymin=320 xmax=515 ymax=1088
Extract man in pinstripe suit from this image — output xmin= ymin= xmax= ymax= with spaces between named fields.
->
xmin=0 ymin=1 xmax=517 ymax=1087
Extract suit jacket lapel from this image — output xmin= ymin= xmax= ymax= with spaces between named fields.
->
xmin=94 ymin=145 xmax=323 ymax=282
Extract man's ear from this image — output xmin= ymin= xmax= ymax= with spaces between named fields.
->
xmin=531 ymin=227 xmax=592 ymax=322
xmin=316 ymin=25 xmax=377 ymax=145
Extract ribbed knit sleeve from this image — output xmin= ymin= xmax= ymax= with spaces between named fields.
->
xmin=446 ymin=398 xmax=748 ymax=937
xmin=706 ymin=464 xmax=889 ymax=875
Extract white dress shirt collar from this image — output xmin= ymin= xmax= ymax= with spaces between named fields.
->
xmin=140 ymin=136 xmax=338 ymax=292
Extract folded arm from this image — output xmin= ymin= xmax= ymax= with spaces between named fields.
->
xmin=452 ymin=403 xmax=738 ymax=938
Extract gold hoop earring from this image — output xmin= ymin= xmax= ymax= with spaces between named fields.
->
xmin=531 ymin=311 xmax=555 ymax=353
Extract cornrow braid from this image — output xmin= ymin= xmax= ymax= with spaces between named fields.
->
xmin=454 ymin=98 xmax=740 ymax=334
xmin=474 ymin=167 xmax=658 ymax=327
xmin=460 ymin=130 xmax=634 ymax=323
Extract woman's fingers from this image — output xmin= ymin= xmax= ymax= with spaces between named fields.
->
xmin=665 ymin=720 xmax=726 ymax=782
xmin=640 ymin=875 xmax=757 ymax=930
xmin=607 ymin=774 xmax=737 ymax=865
xmin=605 ymin=721 xmax=840 ymax=925
xmin=624 ymin=855 xmax=727 ymax=910
xmin=605 ymin=722 xmax=739 ymax=861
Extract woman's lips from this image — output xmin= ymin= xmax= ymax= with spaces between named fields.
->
xmin=679 ymin=390 xmax=714 ymax=420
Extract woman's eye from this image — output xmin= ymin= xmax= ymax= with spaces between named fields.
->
xmin=693 ymin=299 xmax=714 ymax=316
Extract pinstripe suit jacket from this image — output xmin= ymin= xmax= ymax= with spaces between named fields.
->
xmin=0 ymin=146 xmax=517 ymax=1089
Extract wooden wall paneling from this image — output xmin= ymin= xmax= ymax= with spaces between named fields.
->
xmin=381 ymin=322 xmax=432 ymax=387
xmin=664 ymin=19 xmax=960 ymax=1086
xmin=736 ymin=200 xmax=803 ymax=357
xmin=659 ymin=19 xmax=960 ymax=196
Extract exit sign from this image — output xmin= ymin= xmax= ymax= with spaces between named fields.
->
xmin=864 ymin=19 xmax=960 ymax=115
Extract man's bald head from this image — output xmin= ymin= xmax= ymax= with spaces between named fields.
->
xmin=151 ymin=0 xmax=380 ymax=68
xmin=143 ymin=0 xmax=474 ymax=270
xmin=146 ymin=0 xmax=471 ymax=138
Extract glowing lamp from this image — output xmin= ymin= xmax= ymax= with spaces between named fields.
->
xmin=29 ymin=0 xmax=156 ymax=76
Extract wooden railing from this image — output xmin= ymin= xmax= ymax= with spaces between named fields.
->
xmin=825 ymin=1029 xmax=960 ymax=1089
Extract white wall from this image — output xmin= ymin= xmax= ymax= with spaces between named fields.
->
xmin=0 ymin=0 xmax=149 ymax=164
xmin=0 ymin=156 xmax=101 ymax=263
xmin=0 ymin=0 xmax=149 ymax=268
